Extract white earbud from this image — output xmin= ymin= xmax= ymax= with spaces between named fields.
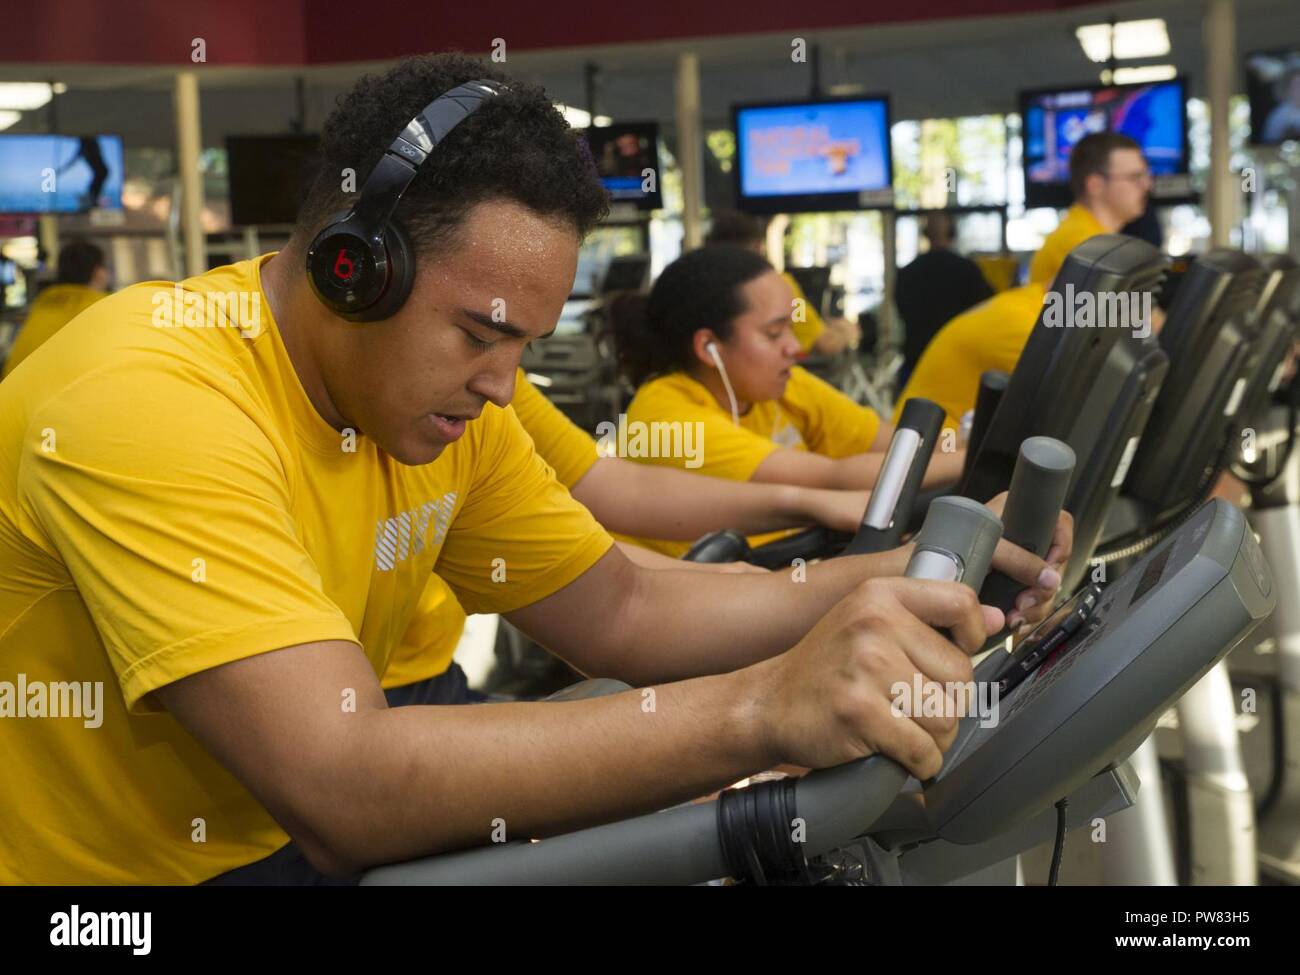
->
xmin=705 ymin=340 xmax=740 ymax=426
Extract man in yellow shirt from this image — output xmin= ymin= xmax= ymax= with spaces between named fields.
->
xmin=383 ymin=367 xmax=873 ymax=698
xmin=0 ymin=54 xmax=1066 ymax=884
xmin=897 ymin=131 xmax=1153 ymax=430
xmin=3 ymin=239 xmax=109 ymax=377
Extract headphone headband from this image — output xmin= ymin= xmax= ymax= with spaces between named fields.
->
xmin=350 ymin=79 xmax=506 ymax=238
xmin=307 ymin=78 xmax=507 ymax=322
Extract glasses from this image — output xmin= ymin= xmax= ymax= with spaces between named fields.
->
xmin=1103 ymin=168 xmax=1153 ymax=187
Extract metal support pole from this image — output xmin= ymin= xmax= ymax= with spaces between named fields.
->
xmin=174 ymin=70 xmax=206 ymax=278
xmin=1205 ymin=0 xmax=1237 ymax=248
xmin=674 ymin=53 xmax=704 ymax=251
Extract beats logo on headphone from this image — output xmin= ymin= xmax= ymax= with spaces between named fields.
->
xmin=306 ymin=79 xmax=505 ymax=323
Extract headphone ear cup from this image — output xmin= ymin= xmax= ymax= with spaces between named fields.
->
xmin=352 ymin=221 xmax=415 ymax=323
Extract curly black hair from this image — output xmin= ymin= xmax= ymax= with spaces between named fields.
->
xmin=611 ymin=245 xmax=773 ymax=387
xmin=296 ymin=53 xmax=609 ymax=255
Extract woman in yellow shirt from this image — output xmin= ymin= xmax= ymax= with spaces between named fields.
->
xmin=609 ymin=246 xmax=963 ymax=556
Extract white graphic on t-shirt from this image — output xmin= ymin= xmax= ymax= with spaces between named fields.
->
xmin=373 ymin=492 xmax=458 ymax=571
xmin=770 ymin=407 xmax=805 ymax=450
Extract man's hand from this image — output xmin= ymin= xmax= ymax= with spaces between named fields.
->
xmin=751 ymin=576 xmax=1000 ymax=779
xmin=982 ymin=491 xmax=1073 ymax=629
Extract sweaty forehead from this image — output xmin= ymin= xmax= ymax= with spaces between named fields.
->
xmin=445 ymin=200 xmax=577 ymax=277
xmin=415 ymin=200 xmax=579 ymax=332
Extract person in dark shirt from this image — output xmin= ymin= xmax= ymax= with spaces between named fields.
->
xmin=895 ymin=212 xmax=994 ymax=384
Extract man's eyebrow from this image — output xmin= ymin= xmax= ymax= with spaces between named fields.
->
xmin=461 ymin=309 xmax=555 ymax=341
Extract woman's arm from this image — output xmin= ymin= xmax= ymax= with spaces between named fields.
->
xmin=570 ymin=457 xmax=871 ymax=540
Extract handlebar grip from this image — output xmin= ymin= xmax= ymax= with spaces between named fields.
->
xmin=978 ymin=437 xmax=1076 ymax=612
xmin=682 ymin=529 xmax=751 ymax=564
xmin=962 ymin=370 xmax=1010 ymax=483
xmin=904 ymin=495 xmax=1004 ymax=592
xmin=843 ymin=397 xmax=945 ymax=556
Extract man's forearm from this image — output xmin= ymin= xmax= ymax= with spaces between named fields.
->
xmin=325 ymin=668 xmax=773 ymax=871
xmin=582 ymin=545 xmax=912 ymax=685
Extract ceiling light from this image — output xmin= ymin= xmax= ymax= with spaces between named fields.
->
xmin=0 ymin=82 xmax=53 ymax=111
xmin=0 ymin=110 xmax=20 ymax=131
xmin=1076 ymin=19 xmax=1170 ymax=63
xmin=1110 ymin=64 xmax=1178 ymax=85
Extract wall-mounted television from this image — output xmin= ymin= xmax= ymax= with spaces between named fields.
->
xmin=580 ymin=122 xmax=662 ymax=211
xmin=226 ymin=134 xmax=321 ymax=226
xmin=0 ymin=135 xmax=124 ymax=213
xmin=1245 ymin=49 xmax=1300 ymax=146
xmin=733 ymin=96 xmax=893 ymax=213
xmin=1019 ymin=78 xmax=1190 ymax=208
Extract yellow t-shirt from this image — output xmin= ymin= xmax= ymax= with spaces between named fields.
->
xmin=894 ymin=283 xmax=1047 ymax=431
xmin=3 ymin=283 xmax=107 ymax=377
xmin=782 ymin=272 xmax=826 ymax=353
xmin=0 ymin=257 xmax=613 ymax=884
xmin=1027 ymin=204 xmax=1107 ymax=290
xmin=622 ymin=366 xmax=881 ymax=556
xmin=383 ymin=370 xmax=601 ymax=690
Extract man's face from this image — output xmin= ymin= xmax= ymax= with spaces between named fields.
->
xmin=1097 ymin=147 xmax=1152 ymax=225
xmin=319 ymin=199 xmax=578 ymax=465
xmin=711 ymin=270 xmax=803 ymax=403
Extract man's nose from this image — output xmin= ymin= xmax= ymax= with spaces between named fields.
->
xmin=469 ymin=360 xmax=518 ymax=409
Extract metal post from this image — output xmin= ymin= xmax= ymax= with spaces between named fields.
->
xmin=174 ymin=70 xmax=206 ymax=278
xmin=674 ymin=53 xmax=704 ymax=251
xmin=1204 ymin=0 xmax=1237 ymax=248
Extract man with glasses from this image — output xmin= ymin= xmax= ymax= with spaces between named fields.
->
xmin=894 ymin=131 xmax=1155 ymax=432
xmin=1028 ymin=131 xmax=1153 ymax=289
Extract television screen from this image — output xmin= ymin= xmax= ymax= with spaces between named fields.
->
xmin=0 ymin=135 xmax=124 ymax=213
xmin=1245 ymin=49 xmax=1300 ymax=145
xmin=580 ymin=123 xmax=662 ymax=210
xmin=226 ymin=134 xmax=321 ymax=226
xmin=733 ymin=96 xmax=893 ymax=213
xmin=1020 ymin=79 xmax=1188 ymax=208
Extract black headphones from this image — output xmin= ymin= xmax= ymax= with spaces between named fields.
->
xmin=306 ymin=79 xmax=506 ymax=322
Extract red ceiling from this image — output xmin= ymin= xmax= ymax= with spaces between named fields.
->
xmin=0 ymin=0 xmax=1109 ymax=66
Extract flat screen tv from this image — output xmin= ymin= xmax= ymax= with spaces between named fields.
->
xmin=580 ymin=123 xmax=662 ymax=211
xmin=733 ymin=96 xmax=893 ymax=213
xmin=1020 ymin=79 xmax=1189 ymax=208
xmin=1245 ymin=48 xmax=1300 ymax=146
xmin=0 ymin=134 xmax=124 ymax=213
xmin=226 ymin=134 xmax=321 ymax=226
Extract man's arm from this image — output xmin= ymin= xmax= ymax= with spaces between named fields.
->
xmin=572 ymin=457 xmax=871 ymax=538
xmin=158 ymin=573 xmax=999 ymax=876
xmin=509 ymin=502 xmax=1064 ymax=686
xmin=157 ymin=637 xmax=771 ymax=875
xmin=615 ymin=540 xmax=767 ymax=573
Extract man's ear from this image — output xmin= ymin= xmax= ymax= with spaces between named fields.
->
xmin=1085 ymin=170 xmax=1107 ymax=202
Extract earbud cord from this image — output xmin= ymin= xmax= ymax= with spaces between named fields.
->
xmin=708 ymin=343 xmax=741 ymax=426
